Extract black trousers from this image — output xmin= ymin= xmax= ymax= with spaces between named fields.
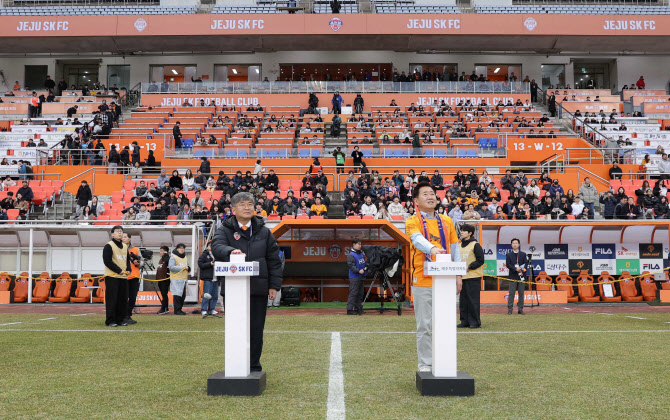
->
xmin=105 ymin=276 xmax=128 ymax=325
xmin=459 ymin=279 xmax=481 ymax=327
xmin=336 ymin=163 xmax=344 ymax=174
xmin=127 ymin=278 xmax=140 ymax=318
xmin=508 ymin=279 xmax=526 ymax=310
xmin=346 ymin=278 xmax=365 ymax=311
xmin=250 ymin=295 xmax=269 ymax=372
xmin=157 ymin=280 xmax=171 ymax=311
xmin=173 ymin=287 xmax=186 ymax=312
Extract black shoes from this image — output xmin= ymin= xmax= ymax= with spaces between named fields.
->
xmin=346 ymin=310 xmax=357 ymax=315
xmin=469 ymin=325 xmax=481 ymax=329
xmin=518 ymin=310 xmax=525 ymax=315
xmin=123 ymin=317 xmax=137 ymax=325
xmin=156 ymin=308 xmax=169 ymax=315
xmin=457 ymin=323 xmax=469 ymax=328
xmin=174 ymin=310 xmax=187 ymax=315
xmin=507 ymin=309 xmax=513 ymax=315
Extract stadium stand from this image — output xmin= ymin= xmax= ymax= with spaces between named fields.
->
xmin=375 ymin=1 xmax=460 ymax=14
xmin=0 ymin=6 xmax=197 ymax=16
xmin=474 ymin=4 xmax=670 ymax=14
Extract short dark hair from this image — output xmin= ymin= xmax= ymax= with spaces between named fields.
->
xmin=510 ymin=238 xmax=520 ymax=245
xmin=412 ymin=181 xmax=435 ymax=200
xmin=111 ymin=225 xmax=123 ymax=233
xmin=124 ymin=232 xmax=132 ymax=238
xmin=160 ymin=246 xmax=169 ymax=252
xmin=352 ymin=238 xmax=362 ymax=245
xmin=461 ymin=224 xmax=475 ymax=235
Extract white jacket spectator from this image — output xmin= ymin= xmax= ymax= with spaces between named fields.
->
xmin=578 ymin=181 xmax=599 ymax=204
xmin=136 ymin=210 xmax=151 ymax=222
xmin=388 ymin=201 xmax=406 ymax=216
xmin=360 ymin=203 xmax=378 ymax=216
xmin=527 ymin=184 xmax=541 ymax=198
xmin=182 ymin=176 xmax=195 ymax=190
xmin=571 ymin=198 xmax=585 ymax=216
xmin=657 ymin=155 xmax=670 ymax=175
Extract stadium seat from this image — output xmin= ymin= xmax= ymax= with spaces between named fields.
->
xmin=70 ymin=274 xmax=95 ymax=303
xmin=362 ymin=215 xmax=374 ymax=219
xmin=477 ymin=138 xmax=488 ymax=148
xmin=619 ymin=271 xmax=643 ymax=302
xmin=299 ymin=150 xmax=310 ymax=158
xmin=111 ymin=191 xmax=124 ymax=203
xmin=282 ymin=215 xmax=295 ymax=220
xmin=535 ymin=271 xmax=553 ymax=291
xmin=488 ymin=138 xmax=498 ymax=148
xmin=576 ymin=271 xmax=600 ymax=302
xmin=391 ymin=215 xmax=404 ymax=221
xmin=0 ymin=273 xmax=10 ymax=292
xmin=94 ymin=216 xmax=110 ymax=225
xmin=183 ymin=138 xmax=194 ymax=148
xmin=597 ymin=271 xmax=621 ymax=302
xmin=12 ymin=273 xmax=29 ymax=303
xmin=7 ymin=209 xmax=19 ymax=220
xmin=123 ymin=180 xmax=136 ymax=191
xmin=92 ymin=278 xmax=105 ymax=303
xmin=347 ymin=215 xmax=361 ymax=219
xmin=296 ymin=215 xmax=309 ymax=220
xmin=555 ymin=271 xmax=578 ymax=302
xmin=311 ymin=216 xmax=324 ymax=220
xmin=32 ymin=273 xmax=52 ymax=303
xmin=49 ymin=274 xmax=73 ymax=303
xmin=639 ymin=272 xmax=658 ymax=301
xmin=267 ymin=214 xmax=281 ymax=221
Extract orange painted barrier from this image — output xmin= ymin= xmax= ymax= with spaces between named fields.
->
xmin=0 ymin=290 xmax=10 ymax=304
xmin=0 ymin=103 xmax=29 ymax=115
xmin=42 ymin=102 xmax=101 ymax=115
xmin=622 ymin=89 xmax=667 ymax=101
xmin=632 ymin=95 xmax=670 ymax=107
xmin=661 ymin=290 xmax=670 ymax=303
xmin=480 ymin=290 xmax=567 ymax=304
xmin=643 ymin=102 xmax=670 ymax=114
xmin=560 ymin=102 xmax=623 ymax=114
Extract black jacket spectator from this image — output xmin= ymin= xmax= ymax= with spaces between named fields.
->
xmin=199 ymin=158 xmax=211 ymax=176
xmin=75 ymin=183 xmax=92 ymax=207
xmin=17 ymin=185 xmax=33 ymax=202
xmin=198 ymin=248 xmax=216 ymax=281
xmin=505 ymin=251 xmax=528 ymax=281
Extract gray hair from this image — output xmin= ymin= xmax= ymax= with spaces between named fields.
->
xmin=231 ymin=192 xmax=255 ymax=207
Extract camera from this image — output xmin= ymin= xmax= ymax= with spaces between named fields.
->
xmin=138 ymin=247 xmax=156 ymax=271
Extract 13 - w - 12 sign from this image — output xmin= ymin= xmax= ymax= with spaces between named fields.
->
xmin=482 ymin=243 xmax=666 ymax=279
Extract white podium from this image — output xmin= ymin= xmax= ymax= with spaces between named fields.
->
xmin=416 ymin=253 xmax=475 ymax=396
xmin=207 ymin=254 xmax=266 ymax=396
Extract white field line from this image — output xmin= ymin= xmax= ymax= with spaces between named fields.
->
xmin=37 ymin=317 xmax=58 ymax=321
xmin=625 ymin=316 xmax=647 ymax=320
xmin=0 ymin=322 xmax=22 ymax=327
xmin=0 ymin=329 xmax=669 ymax=334
xmin=326 ymin=332 xmax=346 ymax=420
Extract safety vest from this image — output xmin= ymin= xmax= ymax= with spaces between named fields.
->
xmin=460 ymin=240 xmax=483 ymax=280
xmin=310 ymin=164 xmax=322 ymax=176
xmin=104 ymin=240 xmax=128 ymax=279
xmin=335 ymin=153 xmax=345 ymax=165
xmin=30 ymin=96 xmax=39 ymax=107
xmin=171 ymin=254 xmax=188 ymax=281
xmin=128 ymin=246 xmax=141 ymax=279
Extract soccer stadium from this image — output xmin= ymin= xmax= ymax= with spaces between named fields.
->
xmin=0 ymin=0 xmax=669 ymax=416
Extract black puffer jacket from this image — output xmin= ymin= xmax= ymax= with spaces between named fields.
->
xmin=211 ymin=215 xmax=283 ymax=296
xmin=198 ymin=249 xmax=216 ymax=281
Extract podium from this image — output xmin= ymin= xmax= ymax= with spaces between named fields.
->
xmin=207 ymin=254 xmax=266 ymax=396
xmin=415 ymin=253 xmax=475 ymax=396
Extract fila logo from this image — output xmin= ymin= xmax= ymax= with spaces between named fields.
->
xmin=643 ymin=263 xmax=660 ymax=270
xmin=595 ymin=248 xmax=612 ymax=255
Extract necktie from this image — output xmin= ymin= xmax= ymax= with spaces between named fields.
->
xmin=241 ymin=226 xmax=249 ymax=231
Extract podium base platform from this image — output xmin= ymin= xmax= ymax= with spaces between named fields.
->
xmin=416 ymin=371 xmax=475 ymax=396
xmin=207 ymin=371 xmax=266 ymax=396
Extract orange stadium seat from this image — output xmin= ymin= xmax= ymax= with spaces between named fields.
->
xmin=597 ymin=271 xmax=621 ymax=302
xmin=555 ymin=272 xmax=578 ymax=303
xmin=639 ymin=272 xmax=658 ymax=301
xmin=534 ymin=271 xmax=553 ymax=291
xmin=0 ymin=273 xmax=10 ymax=292
xmin=49 ymin=274 xmax=73 ymax=303
xmin=662 ymin=272 xmax=670 ymax=290
xmin=92 ymin=278 xmax=106 ymax=304
xmin=70 ymin=275 xmax=95 ymax=303
xmin=619 ymin=272 xmax=643 ymax=302
xmin=12 ymin=273 xmax=29 ymax=303
xmin=576 ymin=271 xmax=600 ymax=302
xmin=32 ymin=273 xmax=52 ymax=303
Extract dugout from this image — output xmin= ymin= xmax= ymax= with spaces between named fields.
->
xmin=270 ymin=219 xmax=409 ymax=302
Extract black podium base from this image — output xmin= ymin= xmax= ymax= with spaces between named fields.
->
xmin=207 ymin=371 xmax=266 ymax=396
xmin=416 ymin=371 xmax=475 ymax=396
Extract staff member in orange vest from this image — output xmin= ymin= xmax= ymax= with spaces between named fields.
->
xmin=123 ymin=232 xmax=142 ymax=324
xmin=308 ymin=158 xmax=322 ymax=181
xmin=29 ymin=91 xmax=40 ymax=118
xmin=406 ymin=181 xmax=461 ymax=372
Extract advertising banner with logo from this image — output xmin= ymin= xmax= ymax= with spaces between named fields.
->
xmin=568 ymin=244 xmax=592 ymax=260
xmin=286 ymin=241 xmax=397 ymax=262
xmin=616 ymin=244 xmax=639 ymax=259
xmin=544 ymin=260 xmax=569 ymax=276
xmin=483 ymin=260 xmax=497 ymax=276
xmin=480 ymin=290 xmax=567 ymax=305
xmin=141 ymin=93 xmax=530 ymax=110
xmin=544 ymin=244 xmax=569 ymax=260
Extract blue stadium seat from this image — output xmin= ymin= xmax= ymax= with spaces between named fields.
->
xmin=478 ymin=138 xmax=488 ymax=148
xmin=193 ymin=150 xmax=205 ymax=158
xmin=401 ymin=149 xmax=411 ymax=158
xmin=488 ymin=138 xmax=498 ymax=148
xmin=183 ymin=138 xmax=194 ymax=148
xmin=205 ymin=150 xmax=215 ymax=158
xmin=311 ymin=149 xmax=322 ymax=158
xmin=269 ymin=150 xmax=279 ymax=159
xmin=238 ymin=150 xmax=248 ymax=158
xmin=457 ymin=150 xmax=467 ymax=158
xmin=467 ymin=150 xmax=478 ymax=158
xmin=435 ymin=150 xmax=447 ymax=158
xmin=424 ymin=150 xmax=434 ymax=158
xmin=362 ymin=149 xmax=372 ymax=158
xmin=299 ymin=150 xmax=310 ymax=158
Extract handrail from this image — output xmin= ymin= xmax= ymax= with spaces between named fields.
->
xmin=556 ymin=100 xmax=611 ymax=149
xmin=141 ymin=81 xmax=531 ymax=95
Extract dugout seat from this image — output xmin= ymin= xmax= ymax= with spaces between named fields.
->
xmin=48 ymin=273 xmax=73 ymax=303
xmin=639 ymin=272 xmax=658 ymax=301
xmin=32 ymin=273 xmax=52 ymax=303
xmin=597 ymin=271 xmax=621 ymax=302
xmin=535 ymin=271 xmax=553 ymax=291
xmin=0 ymin=273 xmax=10 ymax=291
xmin=619 ymin=271 xmax=643 ymax=302
xmin=576 ymin=270 xmax=600 ymax=302
xmin=555 ymin=272 xmax=578 ymax=302
xmin=12 ymin=272 xmax=29 ymax=303
xmin=92 ymin=278 xmax=106 ymax=303
xmin=662 ymin=271 xmax=670 ymax=290
xmin=70 ymin=274 xmax=94 ymax=303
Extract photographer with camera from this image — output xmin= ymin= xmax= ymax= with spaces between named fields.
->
xmin=155 ymin=246 xmax=171 ymax=314
xmin=123 ymin=232 xmax=142 ymax=324
xmin=169 ymin=243 xmax=190 ymax=315
xmin=346 ymin=238 xmax=367 ymax=315
xmin=198 ymin=242 xmax=220 ymax=318
xmin=505 ymin=238 xmax=528 ymax=315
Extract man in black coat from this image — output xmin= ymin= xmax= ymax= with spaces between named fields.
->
xmin=199 ymin=156 xmax=211 ymax=176
xmin=75 ymin=180 xmax=92 ymax=216
xmin=198 ymin=242 xmax=219 ymax=318
xmin=505 ymin=238 xmax=528 ymax=315
xmin=211 ymin=192 xmax=283 ymax=372
xmin=173 ymin=122 xmax=183 ymax=148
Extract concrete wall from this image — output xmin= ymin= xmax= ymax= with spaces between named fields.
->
xmin=1 ymin=52 xmax=669 ymax=92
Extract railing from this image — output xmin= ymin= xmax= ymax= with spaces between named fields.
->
xmin=141 ymin=81 xmax=530 ymax=95
xmin=514 ymin=1 xmax=667 ymax=5
xmin=1 ymin=0 xmax=161 ymax=6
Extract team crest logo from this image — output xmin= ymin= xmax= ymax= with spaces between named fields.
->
xmin=647 ymin=245 xmax=655 ymax=253
xmin=234 ymin=232 xmax=241 ymax=240
xmin=524 ymin=17 xmax=537 ymax=32
xmin=329 ymin=244 xmax=342 ymax=259
xmin=577 ymin=261 xmax=584 ymax=269
xmin=529 ymin=246 xmax=536 ymax=253
xmin=134 ymin=18 xmax=147 ymax=32
xmin=230 ymin=265 xmax=237 ymax=274
xmin=329 ymin=17 xmax=343 ymax=32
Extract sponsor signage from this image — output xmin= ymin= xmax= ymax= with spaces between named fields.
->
xmin=568 ymin=259 xmax=593 ymax=277
xmin=542 ymin=260 xmax=569 ymax=276
xmin=640 ymin=260 xmax=663 ymax=273
xmin=592 ymin=260 xmax=616 ymax=275
xmin=135 ymin=291 xmax=173 ymax=306
xmin=568 ymin=244 xmax=592 ymax=259
xmin=496 ymin=260 xmax=509 ymax=277
xmin=592 ymin=244 xmax=615 ymax=259
xmin=215 ymin=261 xmax=260 ymax=276
xmin=424 ymin=261 xmax=467 ymax=276
xmin=480 ymin=291 xmax=567 ymax=304
xmin=616 ymin=259 xmax=640 ymax=275
xmin=616 ymin=244 xmax=639 ymax=259
xmin=530 ymin=260 xmax=545 ymax=274
xmin=483 ymin=260 xmax=497 ymax=276
xmin=544 ymin=244 xmax=568 ymax=260
xmin=524 ymin=245 xmax=544 ymax=260
xmin=639 ymin=243 xmax=662 ymax=259
xmin=496 ymin=244 xmax=513 ymax=260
